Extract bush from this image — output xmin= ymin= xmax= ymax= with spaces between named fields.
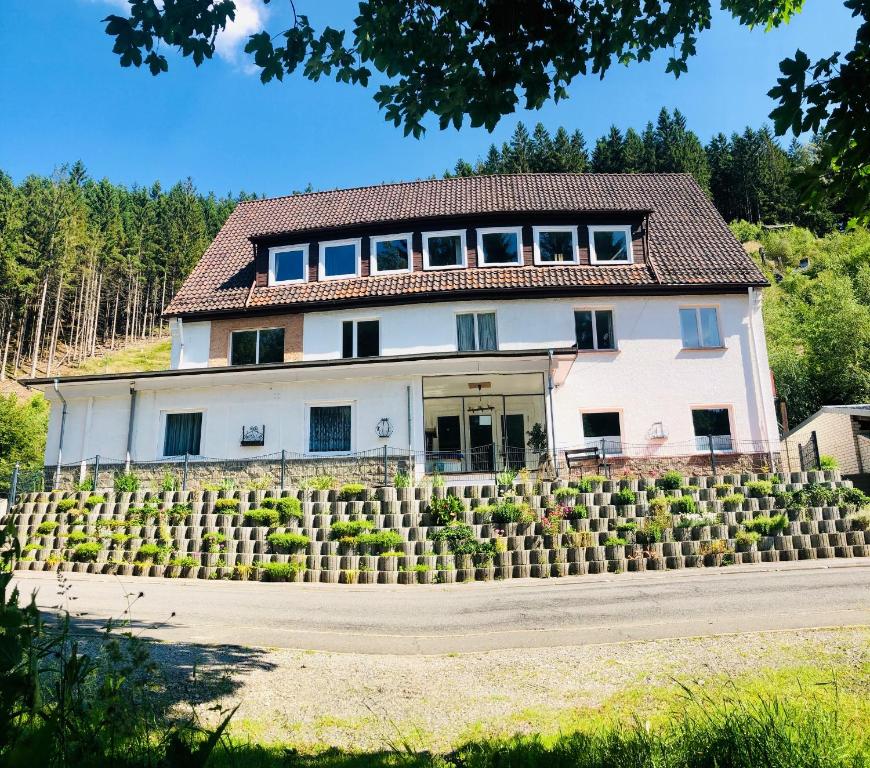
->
xmin=722 ymin=493 xmax=746 ymax=509
xmin=134 ymin=543 xmax=163 ymax=563
xmin=338 ymin=483 xmax=366 ymax=500
xmin=214 ymin=498 xmax=240 ymax=512
xmin=166 ymin=503 xmax=191 ymax=524
xmin=260 ymin=560 xmax=305 ymax=582
xmin=553 ymin=486 xmax=580 ymax=500
xmin=819 ymin=454 xmax=839 ymax=470
xmin=745 ymin=480 xmax=773 ymax=498
xmin=656 ymin=470 xmax=683 ymax=491
xmin=744 ymin=513 xmax=789 ymax=536
xmin=429 ymin=522 xmax=475 ymax=544
xmin=262 ymin=496 xmax=303 ymax=523
xmin=616 ymin=521 xmax=638 ymax=533
xmin=113 ymin=473 xmax=139 ymax=493
xmin=356 ymin=530 xmax=403 ymax=551
xmin=713 ymin=483 xmax=733 ymax=497
xmin=307 ymin=475 xmax=335 ymax=491
xmin=243 ymin=508 xmax=279 ymax=527
xmin=801 ymin=483 xmax=837 ymax=507
xmin=429 ymin=494 xmax=464 ymax=525
xmin=846 ymin=510 xmax=870 ymax=531
xmin=71 ymin=542 xmax=100 ymax=562
xmin=169 ymin=555 xmax=198 ymax=568
xmin=669 ymin=495 xmax=697 ymax=515
xmin=676 ymin=514 xmax=719 ymax=528
xmin=612 ymin=488 xmax=636 ymax=506
xmin=66 ymin=530 xmax=88 ymax=545
xmin=842 ymin=487 xmax=869 ymax=507
xmin=489 ymin=501 xmax=534 ymax=524
xmin=393 ymin=471 xmax=411 ymax=488
xmin=202 ymin=531 xmax=226 ymax=549
xmin=83 ymin=494 xmax=106 ymax=510
xmin=267 ymin=532 xmax=311 ymax=553
xmin=735 ymin=530 xmax=761 ymax=547
xmin=604 ymin=536 xmax=627 ymax=546
xmin=329 ymin=519 xmax=374 ymax=539
xmin=36 ymin=521 xmax=58 ymax=535
xmin=56 ymin=498 xmax=78 ymax=513
xmin=561 ymin=504 xmax=589 ymax=520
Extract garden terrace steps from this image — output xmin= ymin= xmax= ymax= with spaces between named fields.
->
xmin=4 ymin=471 xmax=870 ymax=584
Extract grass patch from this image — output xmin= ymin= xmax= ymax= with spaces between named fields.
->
xmin=69 ymin=337 xmax=171 ymax=375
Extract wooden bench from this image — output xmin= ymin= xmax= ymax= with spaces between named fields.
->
xmin=564 ymin=446 xmax=612 ymax=478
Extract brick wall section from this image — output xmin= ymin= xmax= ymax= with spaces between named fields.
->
xmin=208 ymin=313 xmax=303 ymax=366
xmin=781 ymin=411 xmax=861 ymax=474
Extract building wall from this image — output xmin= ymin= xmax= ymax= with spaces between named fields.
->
xmin=781 ymin=410 xmax=862 ymax=474
xmin=207 ymin=312 xmax=303 ymax=366
xmin=169 ymin=319 xmax=211 ymax=369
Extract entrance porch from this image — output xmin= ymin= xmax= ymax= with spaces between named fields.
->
xmin=422 ymin=372 xmax=549 ymax=475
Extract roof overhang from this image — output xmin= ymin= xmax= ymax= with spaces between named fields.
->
xmin=22 ymin=348 xmax=577 ymax=400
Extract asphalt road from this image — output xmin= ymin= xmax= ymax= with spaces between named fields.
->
xmin=12 ymin=560 xmax=870 ymax=654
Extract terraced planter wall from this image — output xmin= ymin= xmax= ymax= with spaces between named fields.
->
xmin=4 ymin=470 xmax=868 ymax=584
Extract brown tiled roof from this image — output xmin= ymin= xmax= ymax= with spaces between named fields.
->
xmin=164 ymin=173 xmax=765 ymax=316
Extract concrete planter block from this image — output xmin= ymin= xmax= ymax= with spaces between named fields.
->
xmin=512 ymin=550 xmax=530 ymax=566
xmin=662 ymin=542 xmax=680 ymax=557
xmin=845 ymin=531 xmax=864 ymax=546
xmin=529 ymin=564 xmax=545 ymax=578
xmin=455 ymin=568 xmax=475 ymax=582
xmin=647 ymin=556 xmax=667 ymax=570
xmin=530 ymin=549 xmax=548 ymax=565
xmin=512 ymin=564 xmax=531 ymax=579
xmin=710 ymin=525 xmax=728 ymax=539
xmin=586 ymin=560 xmax=605 ymax=574
xmin=791 ymin=534 xmax=811 ymax=550
xmin=378 ymin=556 xmax=399 ymax=571
xmin=549 ymin=562 xmax=567 ymax=578
xmin=778 ymin=550 xmax=798 ymax=562
xmin=815 ymin=546 xmax=834 ymax=559
xmin=628 ymin=558 xmax=646 ymax=572
xmin=852 ymin=545 xmax=870 ymax=557
xmin=798 ymin=548 xmax=817 ymax=561
xmin=663 ymin=555 xmax=682 ymax=569
xmin=320 ymin=570 xmax=340 ymax=584
xmin=607 ymin=558 xmax=627 ymax=573
xmin=828 ymin=533 xmax=847 ymax=547
xmin=774 ymin=536 xmax=793 ymax=551
xmin=585 ymin=546 xmax=604 ymax=562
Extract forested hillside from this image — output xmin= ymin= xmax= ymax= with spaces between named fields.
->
xmin=0 ymin=163 xmax=253 ymax=380
xmin=449 ymin=108 xmax=842 ymax=234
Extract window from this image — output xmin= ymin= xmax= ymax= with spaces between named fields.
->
xmin=533 ymin=226 xmax=578 ymax=264
xmin=423 ymin=230 xmax=466 ymax=269
xmin=680 ymin=307 xmax=722 ymax=348
xmin=163 ymin=412 xmax=202 ymax=457
xmin=581 ymin=411 xmax=622 ymax=455
xmin=692 ymin=408 xmax=733 ymax=452
xmin=230 ymin=328 xmax=284 ymax=365
xmin=456 ymin=312 xmax=497 ymax=352
xmin=319 ymin=239 xmax=361 ymax=279
xmin=268 ymin=245 xmax=308 ymax=285
xmin=308 ymin=405 xmax=352 ymax=453
xmin=476 ymin=227 xmax=522 ymax=266
xmin=574 ymin=309 xmax=615 ymax=351
xmin=588 ymin=225 xmax=633 ymax=264
xmin=342 ymin=319 xmax=380 ymax=358
xmin=370 ymin=233 xmax=412 ymax=274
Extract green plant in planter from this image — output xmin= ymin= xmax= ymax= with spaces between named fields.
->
xmin=819 ymin=454 xmax=838 ymax=470
xmin=214 ymin=498 xmax=240 ymax=512
xmin=72 ymin=477 xmax=95 ymax=492
xmin=83 ymin=494 xmax=106 ymax=510
xmin=721 ymin=493 xmax=745 ymax=510
xmin=135 ymin=543 xmax=163 ymax=563
xmin=560 ymin=503 xmax=588 ymax=520
xmin=616 ymin=521 xmax=638 ymax=534
xmin=160 ymin=472 xmax=178 ymax=492
xmin=735 ymin=530 xmax=761 ymax=547
xmin=113 ymin=473 xmax=139 ymax=493
xmin=338 ymin=483 xmax=366 ymax=501
xmin=307 ymin=475 xmax=336 ymax=491
xmin=669 ymin=495 xmax=697 ymax=515
xmin=675 ymin=514 xmax=719 ymax=528
xmin=262 ymin=497 xmax=303 ymax=523
xmin=56 ymin=498 xmax=78 ymax=513
xmin=553 ymin=487 xmax=580 ymax=501
xmin=36 ymin=521 xmax=59 ymax=536
xmin=611 ymin=488 xmax=636 ymax=506
xmin=65 ymin=530 xmax=89 ymax=545
xmin=243 ymin=508 xmax=279 ymax=527
xmin=604 ymin=536 xmax=627 ymax=546
xmin=713 ymin=483 xmax=733 ymax=498
xmin=202 ymin=531 xmax=226 ymax=552
xmin=846 ymin=509 xmax=870 ymax=531
xmin=128 ymin=503 xmax=159 ymax=524
xmin=110 ymin=532 xmax=131 ymax=546
xmin=169 ymin=555 xmax=198 ymax=568
xmin=72 ymin=542 xmax=100 ymax=562
xmin=428 ymin=494 xmax=464 ymax=525
xmin=267 ymin=532 xmax=311 ymax=553
xmin=429 ymin=521 xmax=475 ymax=545
xmin=842 ymin=487 xmax=869 ymax=508
xmin=641 ymin=503 xmax=672 ymax=543
xmin=744 ymin=513 xmax=789 ymax=536
xmin=166 ymin=503 xmax=192 ymax=525
xmin=393 ymin=471 xmax=411 ymax=488
xmin=488 ymin=501 xmax=534 ymax=524
xmin=329 ymin=519 xmax=374 ymax=539
xmin=801 ymin=483 xmax=837 ymax=507
xmin=495 ymin=469 xmax=518 ymax=489
xmin=261 ymin=560 xmax=305 ymax=581
xmin=745 ymin=480 xmax=773 ymax=498
xmin=656 ymin=470 xmax=683 ymax=491
xmin=356 ymin=530 xmax=403 ymax=551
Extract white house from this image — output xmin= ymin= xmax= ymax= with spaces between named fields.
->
xmin=25 ymin=173 xmax=780 ymax=478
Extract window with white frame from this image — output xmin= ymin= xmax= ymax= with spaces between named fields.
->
xmin=319 ymin=239 xmax=361 ymax=279
xmin=588 ymin=225 xmax=633 ymax=264
xmin=230 ymin=328 xmax=284 ymax=365
xmin=581 ymin=411 xmax=622 ymax=455
xmin=574 ymin=309 xmax=615 ymax=351
xmin=268 ymin=245 xmax=308 ymax=285
xmin=679 ymin=307 xmax=722 ymax=348
xmin=308 ymin=404 xmax=352 ymax=453
xmin=476 ymin=227 xmax=523 ymax=266
xmin=456 ymin=312 xmax=497 ymax=352
xmin=342 ymin=319 xmax=380 ymax=358
xmin=533 ymin=226 xmax=578 ymax=264
xmin=691 ymin=408 xmax=733 ymax=452
xmin=370 ymin=233 xmax=412 ymax=274
xmin=163 ymin=412 xmax=203 ymax=457
xmin=423 ymin=230 xmax=466 ymax=269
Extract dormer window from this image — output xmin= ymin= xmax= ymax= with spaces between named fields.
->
xmin=477 ymin=227 xmax=523 ymax=267
xmin=533 ymin=226 xmax=578 ymax=264
xmin=319 ymin=238 xmax=361 ymax=280
xmin=269 ymin=245 xmax=308 ymax=285
xmin=588 ymin=225 xmax=633 ymax=264
xmin=423 ymin=230 xmax=467 ymax=270
xmin=370 ymin=233 xmax=412 ymax=274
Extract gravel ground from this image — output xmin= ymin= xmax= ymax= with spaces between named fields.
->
xmin=147 ymin=626 xmax=869 ymax=752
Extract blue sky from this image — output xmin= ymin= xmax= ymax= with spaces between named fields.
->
xmin=0 ymin=1 xmax=860 ymax=197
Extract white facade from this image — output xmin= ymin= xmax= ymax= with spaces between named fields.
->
xmin=36 ymin=291 xmax=779 ymax=468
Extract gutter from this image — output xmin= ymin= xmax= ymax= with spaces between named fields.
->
xmin=52 ymin=378 xmax=68 ymax=488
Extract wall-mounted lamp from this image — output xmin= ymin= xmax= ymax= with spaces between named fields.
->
xmin=376 ymin=418 xmax=394 ymax=439
xmin=648 ymin=421 xmax=668 ymax=440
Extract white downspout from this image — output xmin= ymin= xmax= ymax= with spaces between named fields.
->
xmin=547 ymin=350 xmax=559 ymax=478
xmin=52 ymin=379 xmax=68 ymax=489
xmin=747 ymin=288 xmax=776 ymax=470
xmin=176 ymin=318 xmax=185 ymax=369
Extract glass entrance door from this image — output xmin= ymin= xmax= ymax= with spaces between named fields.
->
xmin=468 ymin=414 xmax=494 ymax=471
xmin=502 ymin=414 xmax=525 ymax=469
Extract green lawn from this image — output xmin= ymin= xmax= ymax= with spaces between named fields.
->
xmin=66 ymin=337 xmax=171 ymax=375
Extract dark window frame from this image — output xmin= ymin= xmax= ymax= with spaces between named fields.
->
xmin=308 ymin=404 xmax=353 ymax=453
xmin=163 ymin=411 xmax=203 ymax=457
xmin=456 ymin=311 xmax=498 ymax=352
xmin=230 ymin=327 xmax=285 ymax=366
xmin=574 ymin=309 xmax=616 ymax=351
xmin=341 ymin=319 xmax=380 ymax=359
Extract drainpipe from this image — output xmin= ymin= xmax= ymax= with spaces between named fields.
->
xmin=747 ymin=288 xmax=776 ymax=470
xmin=547 ymin=350 xmax=559 ymax=478
xmin=53 ymin=379 xmax=68 ymax=489
xmin=126 ymin=382 xmax=137 ymax=470
xmin=176 ymin=318 xmax=185 ymax=369
xmin=406 ymin=384 xmax=412 ymax=455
